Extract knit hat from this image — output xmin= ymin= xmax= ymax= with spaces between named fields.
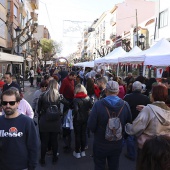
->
xmin=106 ymin=81 xmax=119 ymax=93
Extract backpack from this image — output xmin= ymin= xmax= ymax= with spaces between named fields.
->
xmin=43 ymin=92 xmax=61 ymax=121
xmin=46 ymin=104 xmax=60 ymax=121
xmin=105 ymin=103 xmax=125 ymax=141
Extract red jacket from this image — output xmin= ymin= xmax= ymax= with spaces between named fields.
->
xmin=94 ymin=84 xmax=100 ymax=98
xmin=59 ymin=76 xmax=74 ymax=99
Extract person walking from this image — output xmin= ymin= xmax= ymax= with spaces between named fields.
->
xmin=123 ymin=81 xmax=150 ymax=161
xmin=125 ymin=84 xmax=170 ymax=169
xmin=2 ymin=72 xmax=21 ymax=93
xmin=32 ymin=81 xmax=48 ymax=117
xmin=29 ymin=67 xmax=35 ymax=87
xmin=88 ymin=81 xmax=132 ymax=170
xmin=38 ymin=79 xmax=69 ymax=166
xmin=59 ymin=71 xmax=76 ymax=152
xmin=96 ymin=77 xmax=108 ymax=99
xmin=2 ymin=87 xmax=34 ymax=119
xmin=72 ymin=84 xmax=93 ymax=158
xmin=0 ymin=89 xmax=39 ymax=170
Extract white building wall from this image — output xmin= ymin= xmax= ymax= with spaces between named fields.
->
xmin=156 ymin=0 xmax=170 ymax=40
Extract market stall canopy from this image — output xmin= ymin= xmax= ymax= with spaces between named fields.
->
xmin=120 ymin=38 xmax=170 ymax=64
xmin=74 ymin=61 xmax=94 ymax=68
xmin=74 ymin=62 xmax=84 ymax=67
xmin=144 ymin=53 xmax=170 ymax=66
xmin=119 ymin=46 xmax=142 ymax=63
xmin=144 ymin=39 xmax=170 ymax=66
xmin=94 ymin=47 xmax=126 ymax=64
xmin=0 ymin=52 xmax=24 ymax=62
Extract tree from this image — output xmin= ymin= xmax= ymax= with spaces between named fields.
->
xmin=40 ymin=38 xmax=62 ymax=69
xmin=95 ymin=45 xmax=114 ymax=58
xmin=5 ymin=12 xmax=38 ymax=54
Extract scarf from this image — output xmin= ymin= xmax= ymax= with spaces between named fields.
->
xmin=74 ymin=92 xmax=87 ymax=98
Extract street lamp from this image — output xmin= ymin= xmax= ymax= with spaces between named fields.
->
xmin=139 ymin=34 xmax=145 ymax=50
xmin=15 ymin=26 xmax=21 ymax=55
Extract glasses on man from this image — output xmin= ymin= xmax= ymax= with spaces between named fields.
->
xmin=1 ymin=101 xmax=16 ymax=106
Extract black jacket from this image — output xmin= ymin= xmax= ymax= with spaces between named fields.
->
xmin=73 ymin=97 xmax=93 ymax=123
xmin=3 ymin=81 xmax=21 ymax=93
xmin=37 ymin=92 xmax=69 ymax=132
xmin=124 ymin=91 xmax=151 ymax=120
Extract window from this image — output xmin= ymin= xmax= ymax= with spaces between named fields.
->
xmin=0 ymin=19 xmax=6 ymax=39
xmin=14 ymin=5 xmax=18 ymax=18
xmin=0 ymin=0 xmax=5 ymax=7
xmin=159 ymin=9 xmax=168 ymax=28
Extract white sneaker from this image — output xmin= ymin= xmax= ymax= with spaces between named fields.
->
xmin=73 ymin=151 xmax=81 ymax=158
xmin=81 ymin=151 xmax=86 ymax=157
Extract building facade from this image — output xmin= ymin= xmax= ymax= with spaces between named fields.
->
xmin=155 ymin=0 xmax=170 ymax=40
xmin=109 ymin=0 xmax=155 ymax=49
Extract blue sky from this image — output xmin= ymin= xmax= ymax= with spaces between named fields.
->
xmin=38 ymin=0 xmax=155 ymax=56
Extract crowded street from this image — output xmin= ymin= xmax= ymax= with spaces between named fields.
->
xmin=24 ymin=82 xmax=136 ymax=170
xmin=0 ymin=0 xmax=170 ymax=170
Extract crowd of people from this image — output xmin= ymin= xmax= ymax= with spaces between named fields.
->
xmin=0 ymin=65 xmax=170 ymax=170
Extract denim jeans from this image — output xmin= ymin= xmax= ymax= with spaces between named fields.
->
xmin=93 ymin=143 xmax=122 ymax=170
xmin=126 ymin=135 xmax=136 ymax=160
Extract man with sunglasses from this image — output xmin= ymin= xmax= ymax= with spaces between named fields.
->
xmin=0 ymin=89 xmax=39 ymax=170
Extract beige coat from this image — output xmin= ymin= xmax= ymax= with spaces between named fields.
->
xmin=125 ymin=102 xmax=170 ymax=148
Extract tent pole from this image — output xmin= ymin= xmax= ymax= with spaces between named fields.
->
xmin=117 ymin=64 xmax=119 ymax=77
xmin=143 ymin=65 xmax=146 ymax=77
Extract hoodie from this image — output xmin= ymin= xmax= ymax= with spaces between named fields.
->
xmin=125 ymin=102 xmax=170 ymax=137
xmin=88 ymin=95 xmax=132 ymax=147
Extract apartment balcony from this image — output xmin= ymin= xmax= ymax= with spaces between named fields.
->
xmin=29 ymin=0 xmax=39 ymax=10
xmin=31 ymin=12 xmax=38 ymax=21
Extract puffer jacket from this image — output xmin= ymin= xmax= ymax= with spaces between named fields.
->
xmin=73 ymin=97 xmax=93 ymax=123
xmin=125 ymin=102 xmax=170 ymax=148
xmin=37 ymin=92 xmax=69 ymax=132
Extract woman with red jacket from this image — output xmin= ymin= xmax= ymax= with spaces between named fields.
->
xmin=72 ymin=84 xmax=93 ymax=158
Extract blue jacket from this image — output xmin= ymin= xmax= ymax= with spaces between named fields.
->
xmin=88 ymin=95 xmax=132 ymax=147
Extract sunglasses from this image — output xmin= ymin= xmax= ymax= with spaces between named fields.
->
xmin=1 ymin=101 xmax=16 ymax=106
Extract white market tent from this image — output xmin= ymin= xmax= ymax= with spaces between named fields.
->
xmin=119 ymin=38 xmax=170 ymax=64
xmin=118 ymin=46 xmax=142 ymax=63
xmin=144 ymin=39 xmax=170 ymax=66
xmin=144 ymin=54 xmax=170 ymax=66
xmin=94 ymin=47 xmax=126 ymax=65
xmin=74 ymin=61 xmax=94 ymax=68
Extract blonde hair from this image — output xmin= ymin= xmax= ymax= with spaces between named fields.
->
xmin=45 ymin=79 xmax=59 ymax=102
xmin=74 ymin=84 xmax=87 ymax=95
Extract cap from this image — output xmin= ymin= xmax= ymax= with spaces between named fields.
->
xmin=132 ymin=81 xmax=142 ymax=90
xmin=106 ymin=81 xmax=119 ymax=93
